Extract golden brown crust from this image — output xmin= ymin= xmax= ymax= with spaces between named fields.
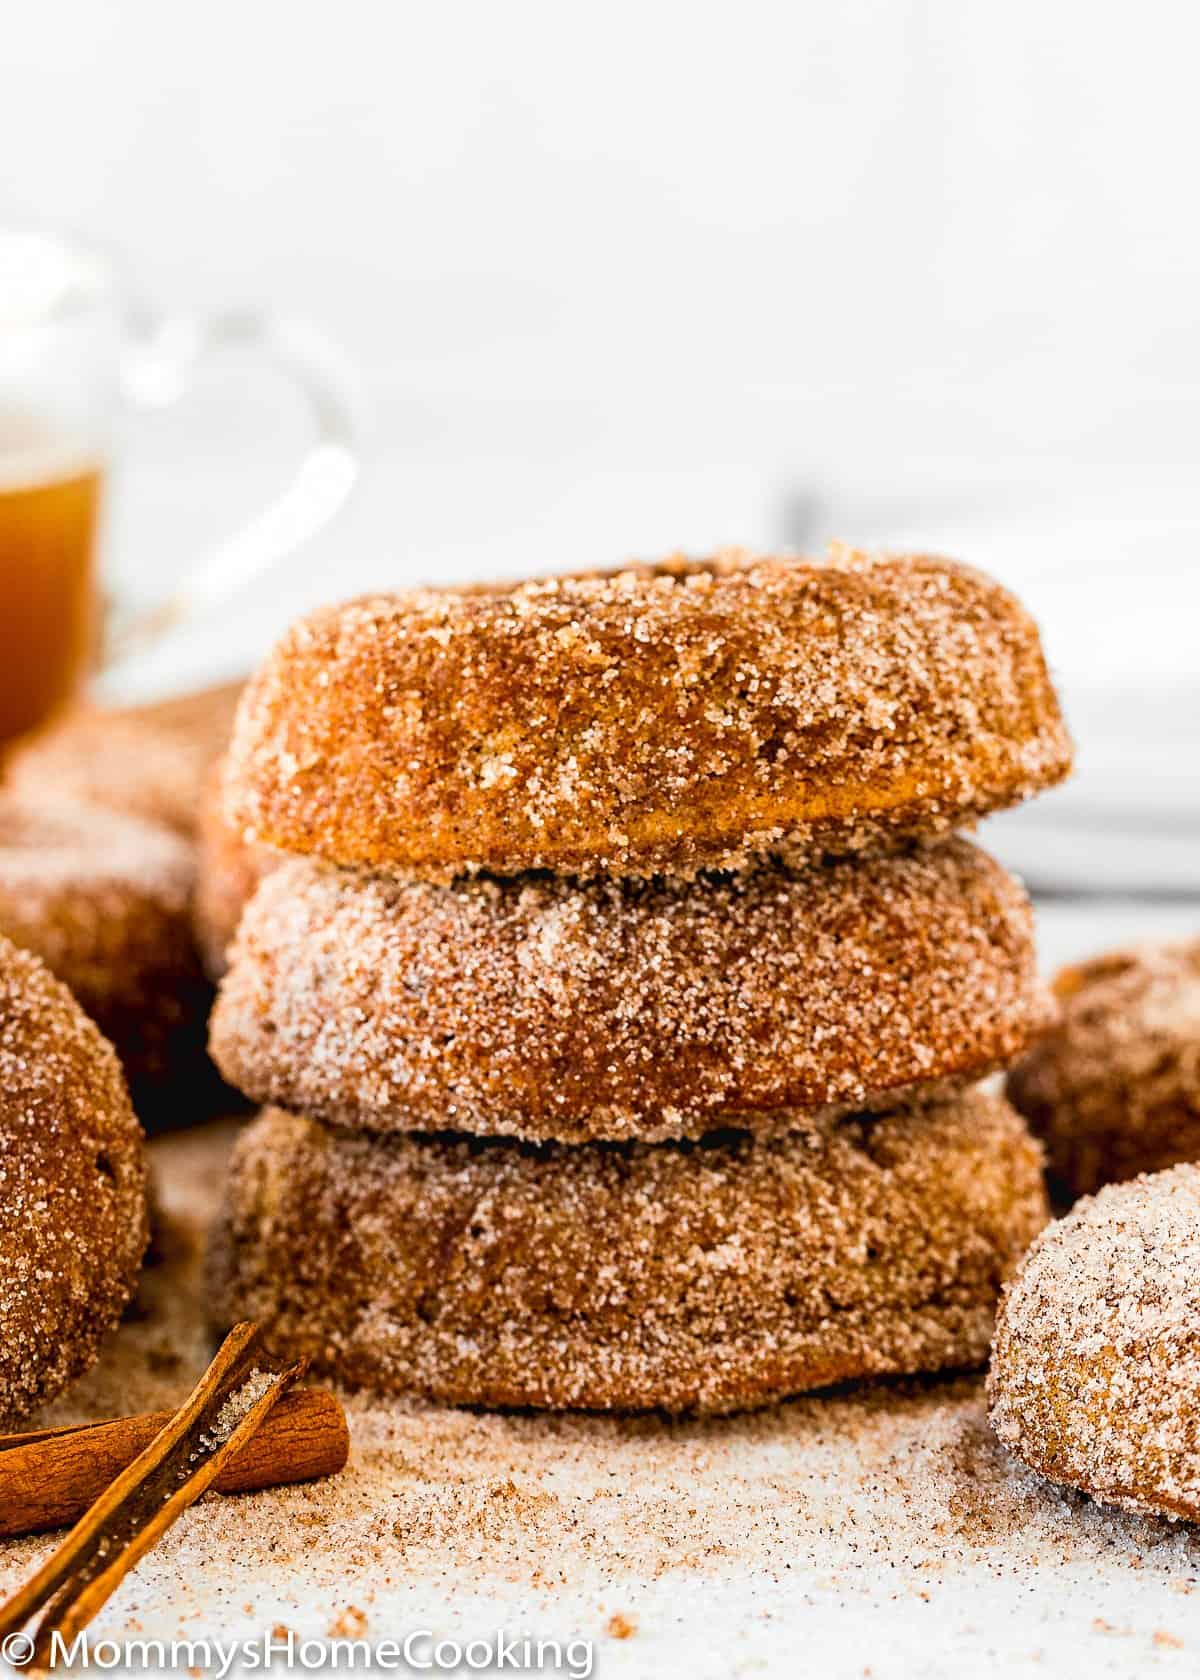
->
xmin=0 ymin=934 xmax=148 ymax=1425
xmin=1007 ymin=940 xmax=1200 ymax=1199
xmin=222 ymin=548 xmax=1072 ymax=882
xmin=193 ymin=759 xmax=276 ymax=981
xmin=210 ymin=838 xmax=1050 ymax=1144
xmin=210 ymin=1092 xmax=1048 ymax=1414
xmin=988 ymin=1165 xmax=1200 ymax=1521
xmin=6 ymin=679 xmax=244 ymax=838
xmin=0 ymin=789 xmax=214 ymax=1116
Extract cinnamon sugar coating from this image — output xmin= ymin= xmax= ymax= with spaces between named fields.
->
xmin=209 ymin=838 xmax=1050 ymax=1144
xmin=210 ymin=1091 xmax=1048 ymax=1414
xmin=989 ymin=1165 xmax=1200 ymax=1522
xmin=1007 ymin=939 xmax=1200 ymax=1199
xmin=222 ymin=548 xmax=1072 ymax=882
xmin=0 ymin=935 xmax=147 ymax=1425
xmin=0 ymin=789 xmax=213 ymax=1118
xmin=6 ymin=679 xmax=244 ymax=838
xmin=193 ymin=760 xmax=276 ymax=981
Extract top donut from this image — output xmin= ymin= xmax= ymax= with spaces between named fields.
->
xmin=223 ymin=547 xmax=1072 ymax=880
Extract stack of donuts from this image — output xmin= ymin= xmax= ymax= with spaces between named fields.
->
xmin=206 ymin=546 xmax=1072 ymax=1414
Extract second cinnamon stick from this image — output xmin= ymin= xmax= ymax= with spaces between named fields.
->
xmin=0 ymin=1386 xmax=348 ymax=1539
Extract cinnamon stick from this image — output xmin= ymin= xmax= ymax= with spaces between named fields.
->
xmin=0 ymin=1323 xmax=338 ymax=1665
xmin=0 ymin=1386 xmax=348 ymax=1539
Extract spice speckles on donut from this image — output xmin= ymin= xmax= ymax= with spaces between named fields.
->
xmin=1007 ymin=939 xmax=1200 ymax=1199
xmin=0 ymin=935 xmax=148 ymax=1425
xmin=989 ymin=1165 xmax=1200 ymax=1521
xmin=209 ymin=838 xmax=1050 ymax=1143
xmin=222 ymin=548 xmax=1073 ymax=882
xmin=211 ymin=1090 xmax=1048 ymax=1414
xmin=0 ymin=789 xmax=213 ymax=1114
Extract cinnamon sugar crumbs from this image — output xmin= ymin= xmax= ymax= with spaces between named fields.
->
xmin=0 ymin=936 xmax=146 ymax=1427
xmin=223 ymin=547 xmax=1073 ymax=882
xmin=210 ymin=839 xmax=1050 ymax=1143
xmin=211 ymin=1094 xmax=1047 ymax=1413
xmin=327 ymin=1605 xmax=368 ymax=1638
xmin=7 ymin=1122 xmax=1200 ymax=1670
xmin=990 ymin=1165 xmax=1200 ymax=1524
xmin=0 ymin=788 xmax=208 ymax=1094
xmin=1008 ymin=937 xmax=1200 ymax=1197
xmin=196 ymin=1369 xmax=275 ymax=1457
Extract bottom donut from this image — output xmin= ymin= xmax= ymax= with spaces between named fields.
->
xmin=210 ymin=1092 xmax=1048 ymax=1414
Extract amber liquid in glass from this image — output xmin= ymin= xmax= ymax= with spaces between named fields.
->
xmin=0 ymin=445 xmax=102 ymax=747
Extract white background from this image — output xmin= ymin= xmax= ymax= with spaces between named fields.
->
xmin=2 ymin=0 xmax=1198 ymax=886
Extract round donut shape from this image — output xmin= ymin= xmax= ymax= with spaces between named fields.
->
xmin=210 ymin=1091 xmax=1047 ymax=1414
xmin=1007 ymin=939 xmax=1200 ymax=1200
xmin=210 ymin=836 xmax=1049 ymax=1144
xmin=0 ymin=789 xmax=217 ymax=1122
xmin=0 ymin=935 xmax=147 ymax=1425
xmin=7 ymin=679 xmax=244 ymax=838
xmin=221 ymin=548 xmax=1073 ymax=882
xmin=989 ymin=1165 xmax=1200 ymax=1522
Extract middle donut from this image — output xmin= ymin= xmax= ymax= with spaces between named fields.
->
xmin=210 ymin=836 xmax=1048 ymax=1144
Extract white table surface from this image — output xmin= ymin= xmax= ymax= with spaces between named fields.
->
xmin=1 ymin=899 xmax=1196 ymax=1680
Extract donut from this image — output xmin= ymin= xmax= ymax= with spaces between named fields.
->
xmin=210 ymin=1090 xmax=1047 ymax=1413
xmin=0 ymin=788 xmax=213 ymax=1117
xmin=221 ymin=548 xmax=1072 ymax=882
xmin=209 ymin=837 xmax=1049 ymax=1144
xmin=0 ymin=934 xmax=147 ymax=1425
xmin=989 ymin=1165 xmax=1200 ymax=1522
xmin=7 ymin=679 xmax=244 ymax=838
xmin=1007 ymin=939 xmax=1200 ymax=1199
xmin=193 ymin=759 xmax=275 ymax=981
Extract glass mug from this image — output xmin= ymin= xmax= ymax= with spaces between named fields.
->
xmin=0 ymin=223 xmax=361 ymax=748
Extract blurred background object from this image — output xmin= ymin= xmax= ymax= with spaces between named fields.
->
xmin=0 ymin=0 xmax=1196 ymax=896
xmin=0 ymin=224 xmax=361 ymax=746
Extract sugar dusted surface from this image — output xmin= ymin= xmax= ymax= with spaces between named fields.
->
xmin=1008 ymin=938 xmax=1200 ymax=1197
xmin=0 ymin=788 xmax=209 ymax=1096
xmin=0 ymin=936 xmax=146 ymax=1425
xmin=990 ymin=1166 xmax=1200 ymax=1525
xmin=210 ymin=1092 xmax=1047 ymax=1412
xmin=6 ymin=1120 xmax=1200 ymax=1678
xmin=6 ymin=680 xmax=244 ymax=838
xmin=211 ymin=838 xmax=1049 ymax=1143
xmin=223 ymin=547 xmax=1073 ymax=882
xmin=200 ymin=1368 xmax=274 ymax=1452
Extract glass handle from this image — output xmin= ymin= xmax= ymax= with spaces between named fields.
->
xmin=105 ymin=307 xmax=363 ymax=665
